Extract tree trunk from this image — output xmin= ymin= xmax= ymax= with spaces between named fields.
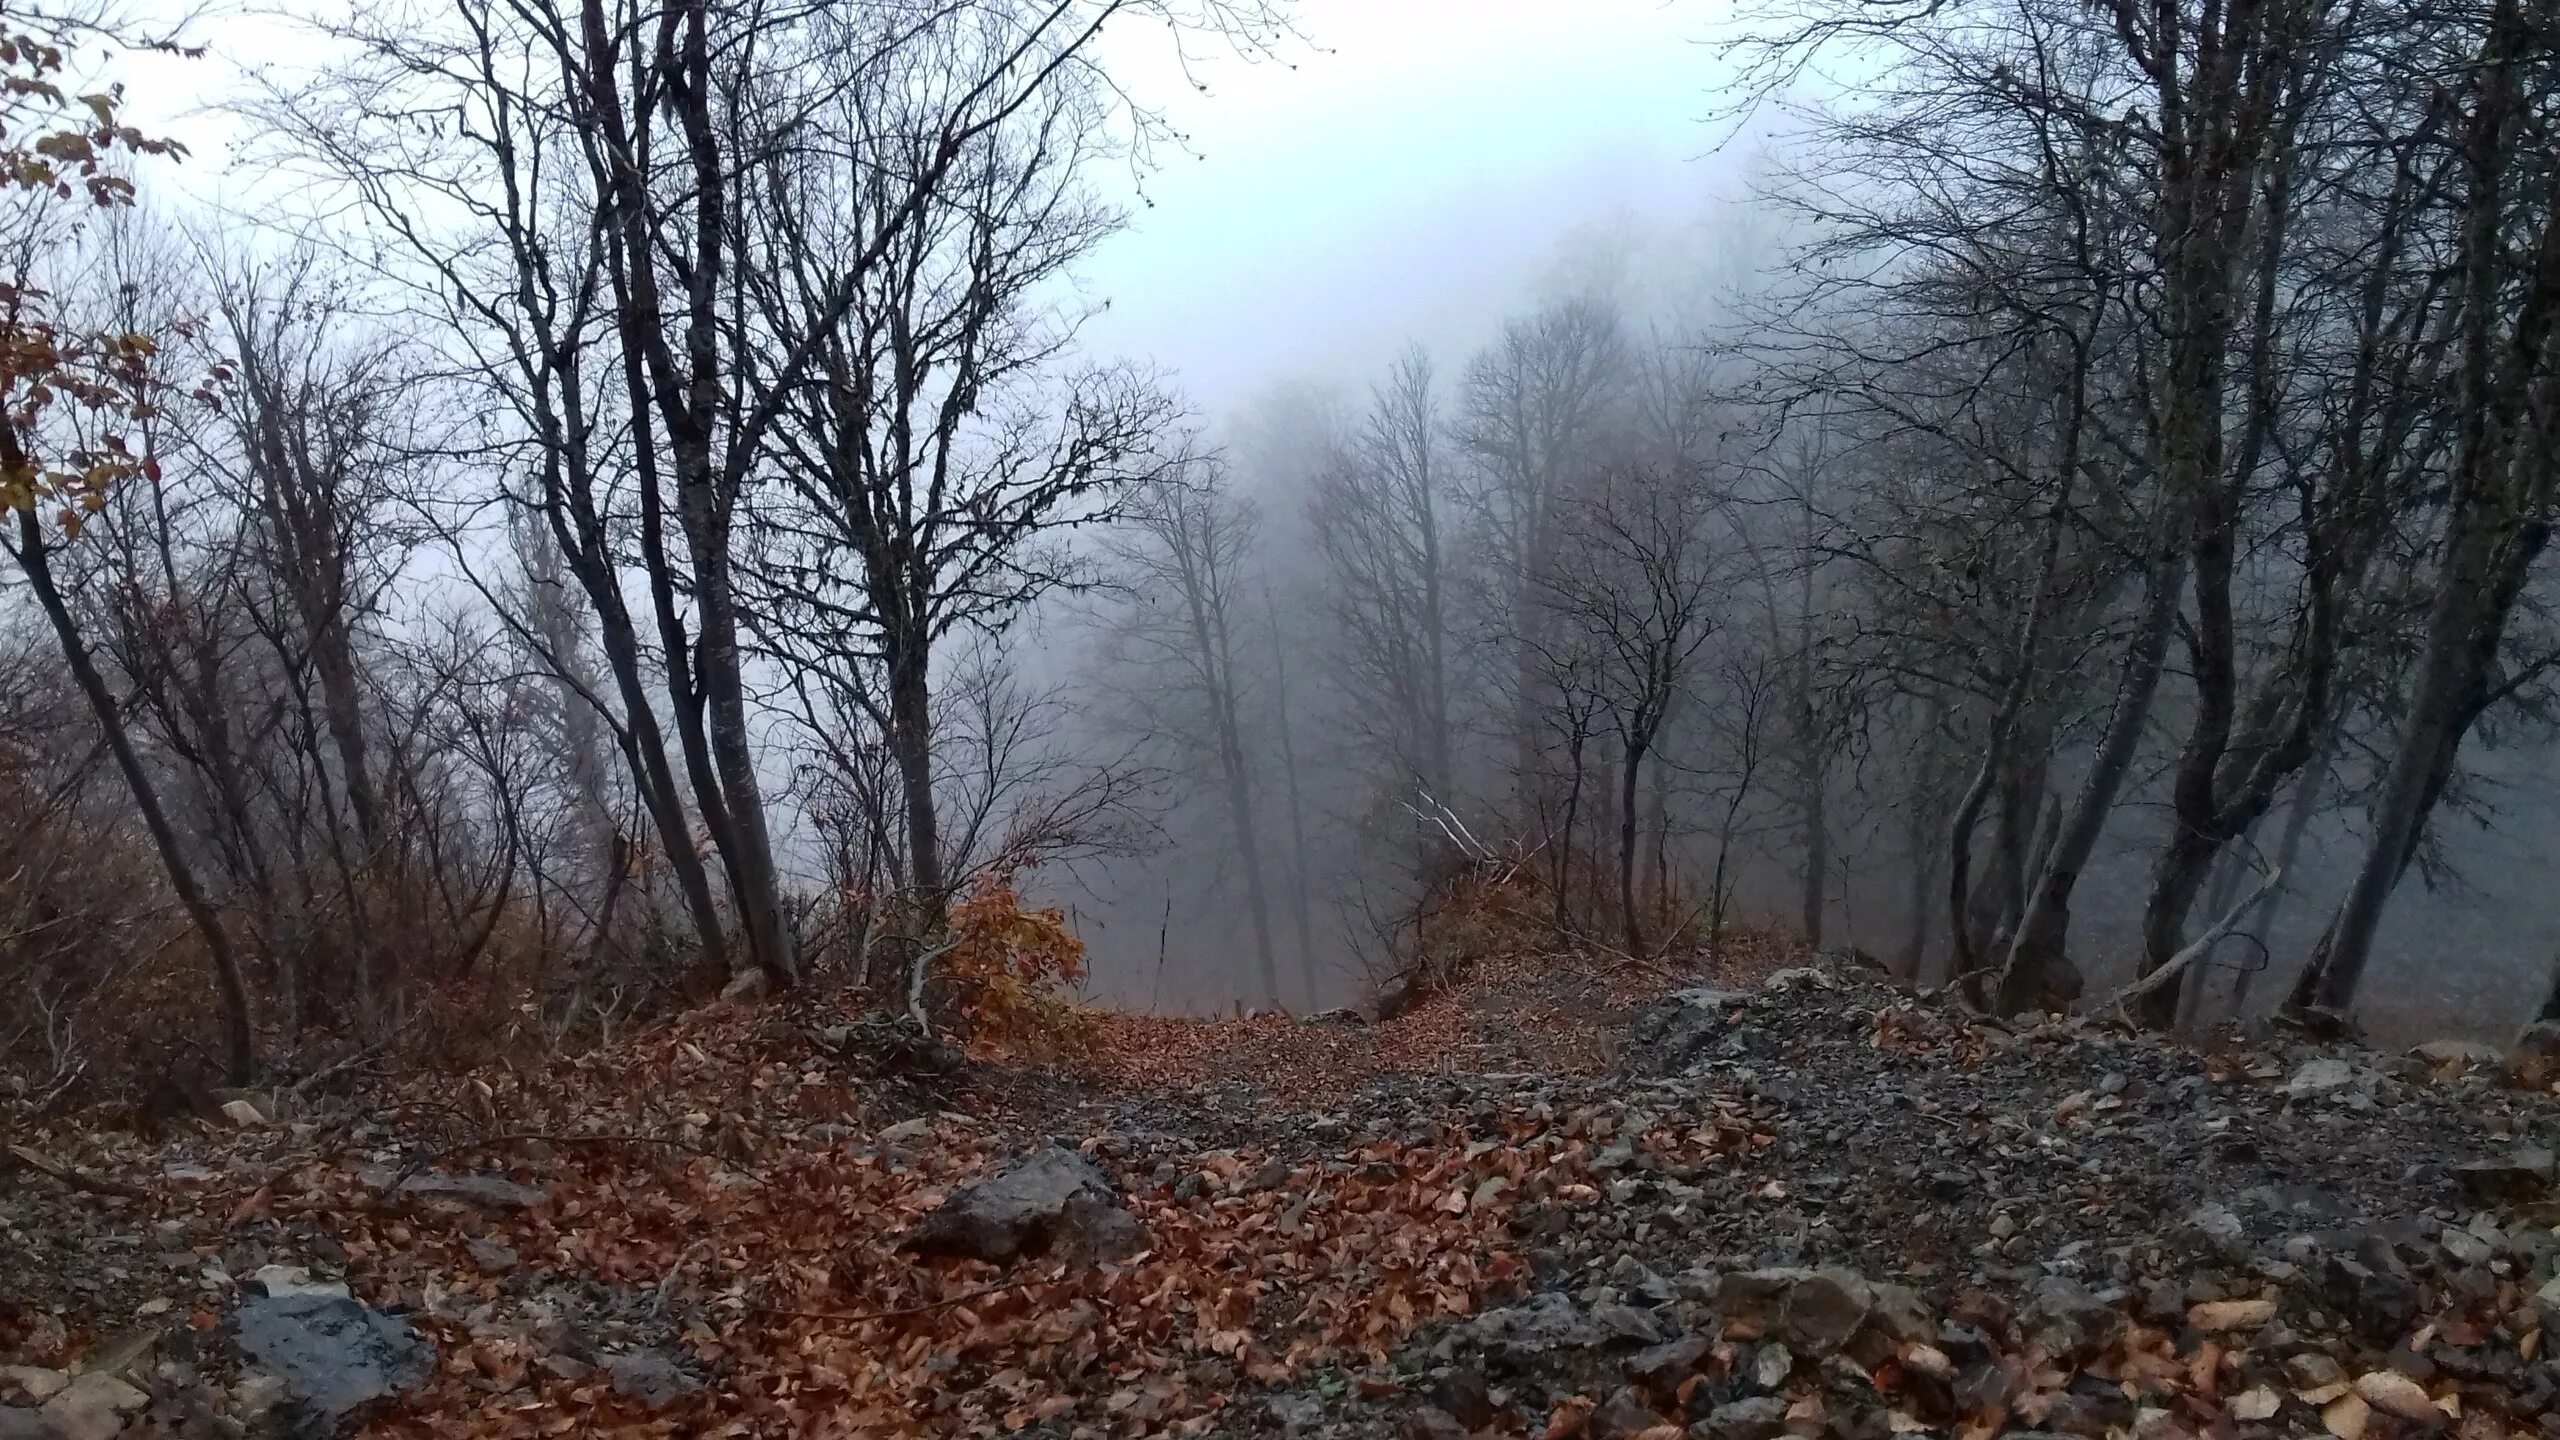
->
xmin=1618 ymin=735 xmax=1648 ymax=952
xmin=1993 ymin=557 xmax=2181 ymax=1015
xmin=887 ymin=632 xmax=947 ymax=935
xmin=10 ymin=504 xmax=256 ymax=1082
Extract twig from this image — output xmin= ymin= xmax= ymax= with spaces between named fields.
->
xmin=2105 ymin=855 xmax=2284 ymax=1019
xmin=743 ymin=1276 xmax=1036 ymax=1327
xmin=4 ymin=1142 xmax=150 ymax=1200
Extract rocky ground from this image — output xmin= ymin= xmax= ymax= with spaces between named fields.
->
xmin=4 ymin=947 xmax=2558 ymax=1440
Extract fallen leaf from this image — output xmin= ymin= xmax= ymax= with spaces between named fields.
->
xmin=2231 ymin=1387 xmax=2281 ymax=1421
xmin=2322 ymin=1392 xmax=2371 ymax=1440
xmin=2187 ymin=1298 xmax=2276 ymax=1331
xmin=2353 ymin=1372 xmax=2448 ymax=1427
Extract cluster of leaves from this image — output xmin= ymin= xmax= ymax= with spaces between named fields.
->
xmin=936 ymin=870 xmax=1095 ymax=1059
xmin=0 ymin=16 xmax=197 ymax=521
xmin=123 ymin=999 xmax=1757 ymax=1438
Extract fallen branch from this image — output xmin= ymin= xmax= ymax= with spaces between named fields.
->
xmin=743 ymin=1275 xmax=1038 ymax=1327
xmin=4 ymin=1142 xmax=149 ymax=1200
xmin=2104 ymin=857 xmax=2284 ymax=1019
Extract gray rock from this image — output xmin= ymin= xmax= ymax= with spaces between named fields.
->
xmin=1718 ymin=1268 xmax=1813 ymax=1329
xmin=903 ymin=1146 xmax=1146 ymax=1265
xmin=2321 ymin=1234 xmax=2419 ymax=1342
xmin=1780 ymin=1269 xmax=1873 ymax=1355
xmin=1626 ymin=1333 xmax=1710 ymax=1387
xmin=2019 ymin=1275 xmax=2123 ymax=1363
xmin=358 ymin=1166 xmax=549 ymax=1212
xmin=2282 ymin=1058 xmax=2357 ymax=1099
xmin=1622 ymin=991 xmax=1751 ymax=1075
xmin=37 ymin=1371 xmax=146 ymax=1440
xmin=1696 ymin=1395 xmax=1790 ymax=1440
xmin=1591 ymin=1385 xmax=1667 ymax=1438
xmin=1591 ymin=1301 xmax=1666 ymax=1345
xmin=603 ymin=1349 xmax=701 ymax=1409
xmin=2450 ymin=1146 xmax=2555 ymax=1204
xmin=2411 ymin=1039 xmax=2503 ymax=1070
xmin=229 ymin=1292 xmax=432 ymax=1439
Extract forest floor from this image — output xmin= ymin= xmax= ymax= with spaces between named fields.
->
xmin=4 ymin=939 xmax=2559 ymax=1440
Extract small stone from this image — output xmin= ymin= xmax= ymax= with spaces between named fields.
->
xmin=2287 ymin=1354 xmax=2348 ymax=1390
xmin=2283 ymin=1058 xmax=2357 ymax=1099
xmin=466 ymin=1238 xmax=519 ymax=1273
xmin=1697 ymin=1395 xmax=1790 ymax=1440
xmin=603 ymin=1350 xmax=701 ymax=1409
xmin=1626 ymin=1333 xmax=1710 ymax=1387
xmin=1591 ymin=1386 xmax=1667 ymax=1438
xmin=1 ymin=1366 xmax=69 ymax=1402
xmin=2231 ymin=1387 xmax=2282 ymax=1421
xmin=1779 ymin=1269 xmax=1872 ymax=1355
xmin=220 ymin=1098 xmax=269 ymax=1127
xmin=2449 ymin=1146 xmax=2555 ymax=1204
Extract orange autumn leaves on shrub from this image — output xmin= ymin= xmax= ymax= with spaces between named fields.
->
xmin=937 ymin=868 xmax=1096 ymax=1058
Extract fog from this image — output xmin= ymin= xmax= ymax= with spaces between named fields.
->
xmin=5 ymin=0 xmax=2557 ymax=1085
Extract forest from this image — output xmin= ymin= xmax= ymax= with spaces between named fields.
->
xmin=6 ymin=0 xmax=2560 ymax=1105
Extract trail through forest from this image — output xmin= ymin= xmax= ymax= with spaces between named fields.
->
xmin=6 ymin=948 xmax=2559 ymax=1440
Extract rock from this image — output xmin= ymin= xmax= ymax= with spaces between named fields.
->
xmin=0 ymin=1411 xmax=60 ymax=1440
xmin=229 ymin=1292 xmax=433 ymax=1439
xmin=1448 ymin=1292 xmax=1604 ymax=1364
xmin=2449 ymin=1146 xmax=2555 ymax=1204
xmin=220 ymin=1097 xmax=269 ymax=1128
xmin=1623 ymin=991 xmax=1751 ymax=1075
xmin=2019 ymin=1276 xmax=2124 ymax=1363
xmin=1718 ymin=1268 xmax=1813 ymax=1331
xmin=2539 ymin=1274 xmax=2560 ymax=1337
xmin=2410 ymin=1039 xmax=2503 ymax=1070
xmin=2321 ymin=1235 xmax=2419 ymax=1342
xmin=1780 ymin=1269 xmax=1873 ymax=1355
xmin=1591 ymin=1386 xmax=1667 ymax=1438
xmin=1306 ymin=1008 xmax=1366 ymax=1026
xmin=1426 ymin=1366 xmax=1497 ymax=1430
xmin=1696 ymin=1395 xmax=1790 ymax=1440
xmin=1403 ymin=1406 xmax=1469 ymax=1440
xmin=358 ymin=1166 xmax=550 ymax=1212
xmin=251 ymin=1265 xmax=351 ymax=1302
xmin=37 ymin=1371 xmax=147 ymax=1440
xmin=1591 ymin=1302 xmax=1666 ymax=1346
xmin=602 ymin=1350 xmax=701 ymax=1409
xmin=465 ymin=1238 xmax=519 ymax=1273
xmin=876 ymin=1116 xmax=933 ymax=1144
xmin=2283 ymin=1058 xmax=2358 ymax=1099
xmin=903 ymin=1146 xmax=1146 ymax=1265
xmin=1627 ymin=1333 xmax=1711 ymax=1388
xmin=1760 ymin=968 xmax=1833 ymax=994
xmin=1862 ymin=1283 xmax=1934 ymax=1346
xmin=2184 ymin=1202 xmax=2250 ymax=1261
xmin=717 ymin=968 xmax=772 ymax=1004
xmin=1 ymin=1366 xmax=68 ymax=1402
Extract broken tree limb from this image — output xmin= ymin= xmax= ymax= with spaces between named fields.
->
xmin=4 ymin=1142 xmax=150 ymax=1200
xmin=2106 ymin=856 xmax=2285 ymax=1020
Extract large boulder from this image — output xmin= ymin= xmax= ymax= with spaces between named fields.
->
xmin=229 ymin=1292 xmax=433 ymax=1439
xmin=904 ymin=1146 xmax=1146 ymax=1265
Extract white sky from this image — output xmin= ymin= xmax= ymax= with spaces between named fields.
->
xmin=106 ymin=0 xmax=1752 ymax=410
xmin=1073 ymin=0 xmax=1751 ymax=405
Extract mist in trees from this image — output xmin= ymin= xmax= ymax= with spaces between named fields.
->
xmin=5 ymin=0 xmax=2560 ymax=1097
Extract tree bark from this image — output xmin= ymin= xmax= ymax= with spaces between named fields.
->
xmin=9 ymin=503 xmax=256 ymax=1082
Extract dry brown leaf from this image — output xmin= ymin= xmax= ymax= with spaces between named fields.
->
xmin=2354 ymin=1372 xmax=2449 ymax=1427
xmin=2187 ymin=1298 xmax=2276 ymax=1331
xmin=2323 ymin=1392 xmax=2372 ymax=1440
